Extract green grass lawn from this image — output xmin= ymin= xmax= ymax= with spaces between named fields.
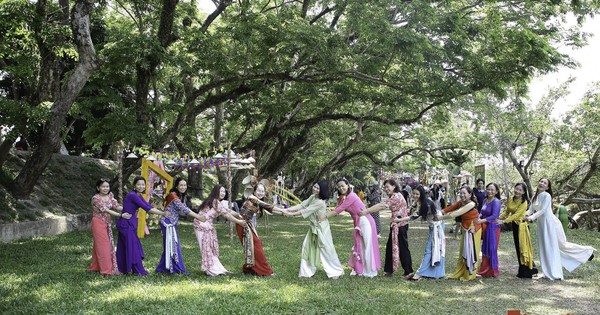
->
xmin=1 ymin=212 xmax=598 ymax=315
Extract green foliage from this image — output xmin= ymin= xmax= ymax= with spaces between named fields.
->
xmin=3 ymin=0 xmax=600 ymax=199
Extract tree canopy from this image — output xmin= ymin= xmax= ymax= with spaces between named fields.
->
xmin=1 ymin=0 xmax=600 ymax=199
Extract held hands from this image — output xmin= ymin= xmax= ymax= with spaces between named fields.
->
xmin=273 ymin=207 xmax=287 ymax=216
xmin=162 ymin=211 xmax=172 ymax=219
xmin=121 ymin=213 xmax=132 ymax=219
xmin=359 ymin=210 xmax=368 ymax=216
xmin=495 ymin=219 xmax=504 ymax=225
xmin=318 ymin=214 xmax=327 ymax=222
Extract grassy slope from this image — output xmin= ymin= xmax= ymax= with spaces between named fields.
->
xmin=0 ymin=151 xmax=118 ymax=222
xmin=0 ymin=212 xmax=598 ymax=315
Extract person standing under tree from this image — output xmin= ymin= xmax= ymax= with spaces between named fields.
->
xmin=476 ymin=183 xmax=502 ymax=277
xmin=156 ymin=178 xmax=205 ymax=274
xmin=116 ymin=176 xmax=170 ymax=276
xmin=267 ymin=180 xmax=344 ymax=279
xmin=525 ymin=178 xmax=595 ymax=280
xmin=496 ymin=182 xmax=538 ymax=278
xmin=323 ymin=178 xmax=381 ymax=277
xmin=88 ymin=178 xmax=131 ymax=275
xmin=361 ymin=179 xmax=412 ymax=278
xmin=436 ymin=186 xmax=480 ymax=281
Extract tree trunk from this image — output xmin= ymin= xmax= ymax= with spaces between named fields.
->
xmin=187 ymin=168 xmax=203 ymax=199
xmin=133 ymin=0 xmax=179 ymax=126
xmin=563 ymin=146 xmax=600 ymax=205
xmin=0 ymin=134 xmax=17 ymax=170
xmin=214 ymin=102 xmax=224 ymax=146
xmin=11 ymin=0 xmax=99 ymax=198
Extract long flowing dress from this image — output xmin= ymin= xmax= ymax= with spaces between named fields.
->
xmin=194 ymin=200 xmax=232 ymax=276
xmin=116 ymin=191 xmax=154 ymax=275
xmin=286 ymin=195 xmax=344 ymax=278
xmin=367 ymin=186 xmax=383 ymax=235
xmin=88 ymin=193 xmax=121 ymax=275
xmin=414 ymin=199 xmax=446 ymax=279
xmin=527 ymin=192 xmax=595 ymax=280
xmin=235 ymin=199 xmax=274 ymax=276
xmin=155 ymin=193 xmax=192 ymax=274
xmin=477 ymin=198 xmax=501 ymax=277
xmin=383 ymin=192 xmax=413 ymax=276
xmin=443 ymin=201 xmax=480 ymax=281
xmin=334 ymin=192 xmax=381 ymax=277
xmin=498 ymin=197 xmax=537 ymax=278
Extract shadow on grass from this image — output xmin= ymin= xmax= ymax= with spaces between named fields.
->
xmin=1 ymin=217 xmax=598 ymax=314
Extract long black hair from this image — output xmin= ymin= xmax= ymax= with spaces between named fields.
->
xmin=169 ymin=177 xmax=191 ymax=207
xmin=532 ymin=178 xmax=553 ymax=203
xmin=400 ymin=190 xmax=410 ymax=203
xmin=432 ymin=183 xmax=441 ymax=198
xmin=199 ymin=184 xmax=227 ymax=210
xmin=415 ymin=185 xmax=435 ymax=218
xmin=169 ymin=178 xmax=185 ymax=197
xmin=316 ymin=180 xmax=329 ymax=200
xmin=513 ymin=182 xmax=530 ymax=207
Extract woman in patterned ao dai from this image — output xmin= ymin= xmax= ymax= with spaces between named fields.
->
xmin=155 ymin=178 xmax=205 ymax=274
xmin=236 ymin=183 xmax=277 ymax=276
xmin=360 ymin=179 xmax=412 ymax=277
xmin=89 ymin=178 xmax=132 ymax=275
xmin=194 ymin=185 xmax=246 ymax=276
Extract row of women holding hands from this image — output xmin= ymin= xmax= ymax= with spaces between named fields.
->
xmin=88 ymin=176 xmax=269 ymax=276
xmin=89 ymin=175 xmax=387 ymax=278
xmin=89 ymin=175 xmax=594 ymax=281
xmin=282 ymin=177 xmax=595 ymax=281
xmin=437 ymin=178 xmax=594 ymax=281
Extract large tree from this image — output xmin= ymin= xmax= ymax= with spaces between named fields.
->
xmin=1 ymin=0 xmax=100 ymax=198
xmin=3 ymin=0 xmax=600 ymax=199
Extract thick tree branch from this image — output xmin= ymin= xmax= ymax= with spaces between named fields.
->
xmin=201 ymin=0 xmax=231 ymax=32
xmin=12 ymin=0 xmax=100 ymax=198
xmin=310 ymin=6 xmax=334 ymax=24
xmin=563 ymin=145 xmax=600 ymax=205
